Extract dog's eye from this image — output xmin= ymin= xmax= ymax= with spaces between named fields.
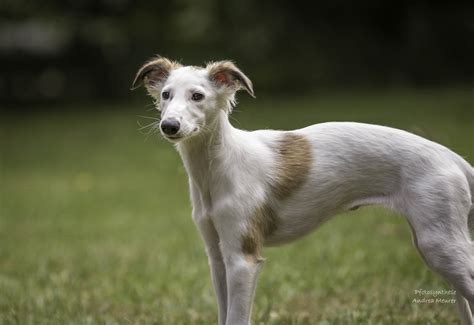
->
xmin=191 ymin=93 xmax=204 ymax=101
xmin=162 ymin=91 xmax=170 ymax=100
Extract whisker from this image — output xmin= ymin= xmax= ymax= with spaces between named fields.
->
xmin=142 ymin=122 xmax=162 ymax=141
xmin=138 ymin=115 xmax=160 ymax=120
xmin=137 ymin=120 xmax=158 ymax=131
xmin=229 ymin=115 xmax=242 ymax=127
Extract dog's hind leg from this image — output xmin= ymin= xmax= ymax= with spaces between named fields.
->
xmin=408 ymin=220 xmax=473 ymax=324
xmin=401 ymin=171 xmax=474 ymax=323
xmin=409 ymin=219 xmax=474 ymax=324
xmin=414 ymin=225 xmax=474 ymax=323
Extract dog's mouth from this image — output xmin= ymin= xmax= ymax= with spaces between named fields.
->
xmin=162 ymin=127 xmax=200 ymax=143
xmin=163 ymin=134 xmax=183 ymax=142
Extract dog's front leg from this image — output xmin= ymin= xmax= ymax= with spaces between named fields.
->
xmin=194 ymin=217 xmax=228 ymax=325
xmin=222 ymin=247 xmax=264 ymax=325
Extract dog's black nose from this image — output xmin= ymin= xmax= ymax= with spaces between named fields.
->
xmin=161 ymin=119 xmax=180 ymax=136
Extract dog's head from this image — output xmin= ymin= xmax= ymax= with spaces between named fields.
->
xmin=132 ymin=56 xmax=254 ymax=143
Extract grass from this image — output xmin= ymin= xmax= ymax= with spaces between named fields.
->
xmin=1 ymin=88 xmax=473 ymax=324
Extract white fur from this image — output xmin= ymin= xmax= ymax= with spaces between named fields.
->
xmin=138 ymin=61 xmax=474 ymax=325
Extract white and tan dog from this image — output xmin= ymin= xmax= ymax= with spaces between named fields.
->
xmin=132 ymin=56 xmax=474 ymax=325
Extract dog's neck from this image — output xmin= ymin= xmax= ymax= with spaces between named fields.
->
xmin=176 ymin=109 xmax=237 ymax=195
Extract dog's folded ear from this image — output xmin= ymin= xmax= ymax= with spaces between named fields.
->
xmin=206 ymin=61 xmax=255 ymax=98
xmin=131 ymin=56 xmax=181 ymax=97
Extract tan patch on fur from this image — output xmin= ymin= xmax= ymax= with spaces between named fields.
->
xmin=241 ymin=133 xmax=312 ymax=262
xmin=244 ymin=254 xmax=259 ymax=264
xmin=241 ymin=204 xmax=277 ymax=262
xmin=272 ymin=133 xmax=313 ymax=200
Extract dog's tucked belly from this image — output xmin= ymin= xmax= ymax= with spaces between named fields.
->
xmin=264 ymin=193 xmax=395 ymax=246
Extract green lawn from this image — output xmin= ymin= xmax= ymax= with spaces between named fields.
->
xmin=1 ymin=89 xmax=473 ymax=324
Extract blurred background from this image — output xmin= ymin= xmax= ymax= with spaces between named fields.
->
xmin=1 ymin=0 xmax=474 ymax=104
xmin=1 ymin=1 xmax=473 ymax=323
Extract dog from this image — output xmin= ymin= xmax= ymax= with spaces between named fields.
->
xmin=132 ymin=56 xmax=474 ymax=325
